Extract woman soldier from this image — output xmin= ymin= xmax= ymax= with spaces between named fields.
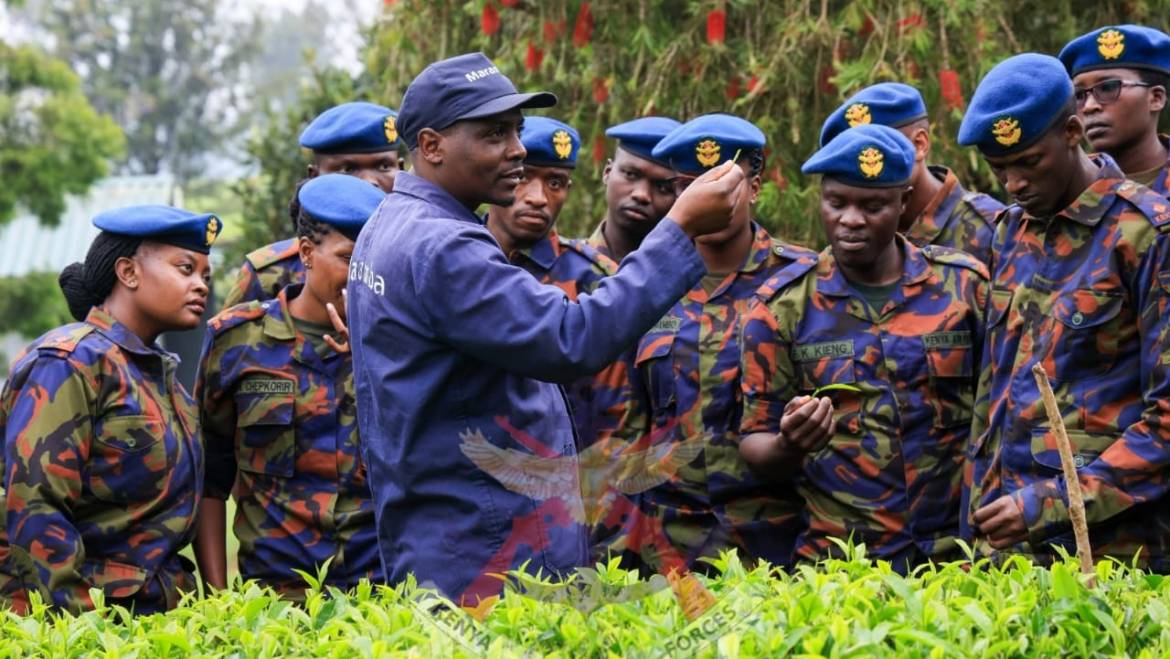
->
xmin=195 ymin=174 xmax=385 ymax=597
xmin=0 ymin=205 xmax=221 ymax=614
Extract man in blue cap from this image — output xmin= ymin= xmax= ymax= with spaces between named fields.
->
xmin=958 ymin=53 xmax=1170 ymax=570
xmin=1059 ymin=25 xmax=1169 ymax=197
xmin=221 ymin=102 xmax=402 ymax=309
xmin=739 ymin=123 xmax=987 ymax=573
xmin=346 ymin=52 xmax=747 ymax=605
xmin=586 ymin=117 xmax=682 ymax=262
xmin=821 ymin=82 xmax=1003 ymax=265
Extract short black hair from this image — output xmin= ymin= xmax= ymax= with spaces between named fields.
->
xmin=739 ymin=148 xmax=765 ymax=178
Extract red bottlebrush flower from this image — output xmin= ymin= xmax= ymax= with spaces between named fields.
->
xmin=593 ymin=135 xmax=606 ymax=164
xmin=543 ymin=20 xmax=564 ymax=43
xmin=859 ymin=16 xmax=875 ymax=37
xmin=725 ymin=75 xmax=741 ymax=100
xmin=907 ymin=60 xmax=921 ymax=80
xmin=897 ymin=13 xmax=924 ymax=33
xmin=706 ymin=9 xmax=726 ymax=45
xmin=818 ymin=65 xmax=837 ymax=95
xmin=573 ymin=3 xmax=593 ymax=47
xmin=592 ymin=77 xmax=609 ymax=103
xmin=939 ymin=69 xmax=964 ymax=110
xmin=499 ymin=0 xmax=519 ymax=7
xmin=525 ymin=42 xmax=544 ymax=71
xmin=746 ymin=75 xmax=761 ymax=94
xmin=481 ymin=2 xmax=500 ymax=36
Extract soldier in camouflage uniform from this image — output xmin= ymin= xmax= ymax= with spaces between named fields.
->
xmin=195 ymin=175 xmax=385 ymax=596
xmin=1060 ymin=25 xmax=1169 ymax=198
xmin=0 ymin=205 xmax=221 ymax=614
xmin=221 ymin=102 xmax=401 ymax=309
xmin=603 ymin=114 xmax=819 ymax=574
xmin=959 ymin=55 xmax=1170 ymax=568
xmin=821 ymin=83 xmax=1004 ymax=266
xmin=740 ymin=125 xmax=988 ymax=572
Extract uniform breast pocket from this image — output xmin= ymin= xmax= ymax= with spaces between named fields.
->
xmin=1030 ymin=427 xmax=1117 ymax=474
xmin=792 ymin=340 xmax=860 ymax=435
xmin=923 ymin=331 xmax=975 ymax=430
xmin=89 ymin=414 xmax=171 ymax=503
xmin=1051 ymin=289 xmax=1124 ymax=381
xmin=636 ymin=334 xmax=677 ymax=423
xmin=234 ymin=382 xmax=297 ymax=478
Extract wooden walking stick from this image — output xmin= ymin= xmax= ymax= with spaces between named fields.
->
xmin=1031 ymin=363 xmax=1095 ymax=585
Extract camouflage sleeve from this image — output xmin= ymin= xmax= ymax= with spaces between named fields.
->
xmin=195 ymin=330 xmax=238 ymax=500
xmin=3 ymin=355 xmax=96 ymax=611
xmin=220 ymin=261 xmax=263 ymax=310
xmin=1012 ymin=237 xmax=1170 ymax=541
xmin=961 ymin=268 xmax=996 ymax=542
xmin=739 ymin=297 xmax=797 ymax=436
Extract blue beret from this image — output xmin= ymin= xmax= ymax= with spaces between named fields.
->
xmin=651 ymin=113 xmax=766 ymax=176
xmin=605 ymin=116 xmax=681 ymax=166
xmin=802 ymin=124 xmax=916 ymax=188
xmin=819 ymin=82 xmax=928 ymax=147
xmin=397 ymin=52 xmax=556 ymax=151
xmin=1059 ymin=25 xmax=1170 ymax=77
xmin=958 ymin=53 xmax=1074 ymax=156
xmin=93 ymin=205 xmax=222 ymax=255
xmin=300 ymin=102 xmax=401 ymax=154
xmin=298 ymin=174 xmax=385 ymax=240
xmin=520 ymin=116 xmax=580 ymax=169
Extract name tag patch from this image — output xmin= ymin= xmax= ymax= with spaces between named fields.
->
xmin=651 ymin=316 xmax=682 ymax=334
xmin=793 ymin=340 xmax=853 ymax=362
xmin=923 ymin=331 xmax=972 ymax=349
xmin=239 ymin=379 xmax=295 ymax=395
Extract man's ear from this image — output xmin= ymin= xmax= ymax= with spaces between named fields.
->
xmin=900 ymin=186 xmax=914 ymax=210
xmin=1149 ymin=84 xmax=1167 ymax=114
xmin=1065 ymin=113 xmax=1086 ymax=147
xmin=307 ymin=163 xmax=319 ymax=177
xmin=416 ymin=128 xmax=445 ymax=165
xmin=911 ymin=126 xmax=931 ymax=163
xmin=114 ymin=255 xmax=139 ymax=290
xmin=601 ymin=160 xmax=613 ymax=184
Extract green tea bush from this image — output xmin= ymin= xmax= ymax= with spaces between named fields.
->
xmin=5 ymin=548 xmax=1170 ymax=658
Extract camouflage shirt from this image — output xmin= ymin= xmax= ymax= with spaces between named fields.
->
xmin=904 ymin=165 xmax=1003 ymax=266
xmin=1147 ymin=135 xmax=1169 ymax=198
xmin=0 ymin=307 xmax=201 ymax=614
xmin=220 ymin=238 xmax=305 ymax=310
xmin=197 ymin=285 xmax=380 ymax=593
xmin=632 ymin=224 xmax=818 ymax=572
xmin=742 ymin=240 xmax=988 ymax=570
xmin=964 ymin=154 xmax=1170 ymax=567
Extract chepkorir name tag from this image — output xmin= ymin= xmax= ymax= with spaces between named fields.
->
xmin=922 ymin=331 xmax=972 ymax=349
xmin=238 ymin=379 xmax=295 ymax=395
xmin=792 ymin=340 xmax=854 ymax=362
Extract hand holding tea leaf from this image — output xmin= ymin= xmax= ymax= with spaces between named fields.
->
xmin=778 ymin=395 xmax=836 ymax=454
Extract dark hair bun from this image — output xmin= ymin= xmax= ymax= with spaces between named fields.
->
xmin=59 ymin=262 xmax=105 ymax=321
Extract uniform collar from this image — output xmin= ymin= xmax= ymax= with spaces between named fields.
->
xmin=514 ymin=228 xmax=563 ymax=271
xmin=907 ymin=166 xmax=963 ymax=246
xmin=392 ymin=171 xmax=484 ymax=225
xmin=586 ymin=220 xmax=617 ymax=261
xmin=1040 ymin=153 xmax=1124 ymax=227
xmin=263 ymin=284 xmax=340 ymax=369
xmin=86 ymin=306 xmax=179 ymax=362
xmin=689 ymin=222 xmax=773 ymax=302
xmin=816 ymin=235 xmax=931 ymax=299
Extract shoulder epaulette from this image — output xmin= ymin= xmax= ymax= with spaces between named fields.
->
xmin=34 ymin=323 xmax=96 ymax=355
xmin=961 ymin=191 xmax=1007 ymax=225
xmin=1115 ymin=180 xmax=1170 ymax=232
xmin=922 ymin=244 xmax=990 ymax=279
xmin=755 ymin=243 xmax=818 ymax=301
xmin=208 ymin=300 xmax=269 ymax=336
xmin=244 ymin=239 xmax=300 ymax=271
xmin=559 ymin=235 xmax=619 ymax=275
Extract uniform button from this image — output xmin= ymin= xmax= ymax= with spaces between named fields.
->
xmin=1073 ymin=454 xmax=1086 ymax=468
xmin=1070 ymin=311 xmax=1084 ymax=326
xmin=125 ymin=437 xmax=137 ymax=448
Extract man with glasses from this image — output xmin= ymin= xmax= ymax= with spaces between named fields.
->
xmin=1060 ymin=25 xmax=1169 ymax=197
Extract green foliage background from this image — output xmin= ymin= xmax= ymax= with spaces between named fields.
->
xmin=233 ymin=0 xmax=1170 ymax=255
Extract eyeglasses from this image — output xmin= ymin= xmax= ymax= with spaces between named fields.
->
xmin=1074 ymin=79 xmax=1154 ymax=107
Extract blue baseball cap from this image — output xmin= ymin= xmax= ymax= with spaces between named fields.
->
xmin=958 ymin=54 xmax=1074 ymax=156
xmin=651 ymin=113 xmax=766 ymax=176
xmin=298 ymin=174 xmax=385 ymax=240
xmin=819 ymin=82 xmax=928 ymax=146
xmin=93 ymin=205 xmax=222 ymax=254
xmin=396 ymin=52 xmax=557 ymax=151
xmin=300 ymin=102 xmax=401 ymax=154
xmin=802 ymin=124 xmax=916 ymax=188
xmin=605 ymin=116 xmax=681 ymax=166
xmin=520 ymin=116 xmax=580 ymax=169
xmin=1059 ymin=25 xmax=1170 ymax=77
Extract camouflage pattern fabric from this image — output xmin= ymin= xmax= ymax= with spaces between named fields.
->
xmin=197 ymin=285 xmax=380 ymax=594
xmin=220 ymin=239 xmax=305 ymax=310
xmin=1150 ymin=135 xmax=1169 ymax=198
xmin=630 ymin=224 xmax=818 ymax=573
xmin=904 ymin=165 xmax=1003 ymax=266
xmin=585 ymin=220 xmax=618 ymax=264
xmin=963 ymin=154 xmax=1170 ymax=568
xmin=0 ymin=306 xmax=201 ymax=614
xmin=742 ymin=240 xmax=988 ymax=571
